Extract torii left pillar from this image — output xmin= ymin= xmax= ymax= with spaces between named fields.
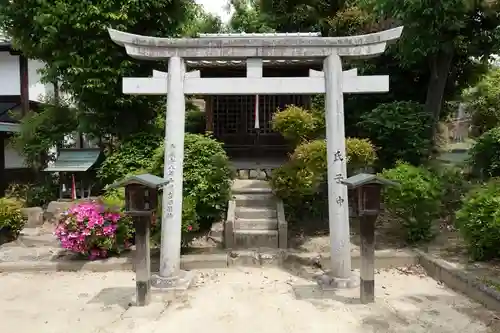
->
xmin=150 ymin=56 xmax=193 ymax=289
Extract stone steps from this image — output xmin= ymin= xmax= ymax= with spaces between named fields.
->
xmin=233 ymin=193 xmax=276 ymax=207
xmin=225 ymin=179 xmax=286 ymax=250
xmin=234 ymin=218 xmax=277 ymax=230
xmin=236 ymin=207 xmax=277 ymax=219
xmin=233 ymin=230 xmax=279 ymax=248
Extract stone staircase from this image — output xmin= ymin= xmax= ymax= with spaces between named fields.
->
xmin=224 ymin=179 xmax=287 ymax=249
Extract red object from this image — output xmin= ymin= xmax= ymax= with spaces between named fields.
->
xmin=71 ymin=174 xmax=77 ymax=200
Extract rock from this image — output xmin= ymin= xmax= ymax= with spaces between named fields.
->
xmin=20 ymin=207 xmax=44 ymax=228
xmin=249 ymin=170 xmax=258 ymax=179
xmin=265 ymin=169 xmax=273 ymax=179
xmin=257 ymin=170 xmax=267 ymax=180
xmin=45 ymin=201 xmax=74 ymax=223
xmin=238 ymin=169 xmax=249 ymax=179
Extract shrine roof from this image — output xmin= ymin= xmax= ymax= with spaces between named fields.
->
xmin=44 ymin=149 xmax=102 ymax=173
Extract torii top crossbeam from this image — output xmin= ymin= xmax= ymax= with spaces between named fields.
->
xmin=108 ymin=27 xmax=403 ymax=60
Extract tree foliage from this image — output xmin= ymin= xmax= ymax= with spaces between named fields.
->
xmin=184 ymin=2 xmax=224 ymax=36
xmin=12 ymin=97 xmax=78 ymax=168
xmin=360 ymin=0 xmax=500 ymax=132
xmin=358 ymin=101 xmax=433 ymax=167
xmin=463 ymin=67 xmax=500 ymax=136
xmin=228 ymin=0 xmax=274 ymax=33
xmin=0 ymin=0 xmax=215 ymax=139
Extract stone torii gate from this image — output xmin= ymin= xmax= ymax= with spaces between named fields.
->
xmin=108 ymin=27 xmax=403 ymax=289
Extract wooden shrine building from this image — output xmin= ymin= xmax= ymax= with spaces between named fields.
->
xmin=185 ymin=59 xmax=322 ymax=160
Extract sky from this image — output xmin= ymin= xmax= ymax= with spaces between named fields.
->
xmin=195 ymin=0 xmax=232 ymax=23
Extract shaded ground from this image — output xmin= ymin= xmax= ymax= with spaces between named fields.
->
xmin=288 ymin=212 xmax=406 ymax=253
xmin=2 ymin=214 xmax=500 ymax=297
xmin=1 ymin=267 xmax=499 ymax=333
xmin=287 ymin=212 xmax=500 ymax=294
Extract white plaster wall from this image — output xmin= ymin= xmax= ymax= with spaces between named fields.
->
xmin=0 ymin=52 xmax=20 ymax=95
xmin=0 ymin=51 xmax=53 ymax=101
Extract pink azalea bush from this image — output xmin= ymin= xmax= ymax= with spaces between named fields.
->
xmin=54 ymin=201 xmax=133 ymax=260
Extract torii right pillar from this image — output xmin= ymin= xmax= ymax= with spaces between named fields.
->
xmin=322 ymin=54 xmax=356 ymax=288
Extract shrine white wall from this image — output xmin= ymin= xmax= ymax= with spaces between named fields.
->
xmin=0 ymin=51 xmax=54 ymax=101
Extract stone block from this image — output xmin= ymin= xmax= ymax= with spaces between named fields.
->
xmin=20 ymin=207 xmax=44 ymax=228
xmin=249 ymin=170 xmax=258 ymax=179
xmin=45 ymin=201 xmax=74 ymax=223
xmin=233 ymin=230 xmax=278 ymax=248
xmin=257 ymin=170 xmax=267 ymax=180
xmin=238 ymin=169 xmax=249 ymax=179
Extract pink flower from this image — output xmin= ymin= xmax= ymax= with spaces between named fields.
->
xmin=187 ymin=225 xmax=193 ymax=231
xmin=54 ymin=202 xmax=131 ymax=260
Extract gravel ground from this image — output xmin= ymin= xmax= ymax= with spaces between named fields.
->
xmin=1 ymin=266 xmax=499 ymax=333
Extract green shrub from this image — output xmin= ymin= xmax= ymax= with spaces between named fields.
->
xmin=382 ymin=163 xmax=441 ymax=243
xmin=185 ymin=109 xmax=206 ymax=134
xmin=271 ymin=105 xmax=317 ymax=145
xmin=359 ymin=101 xmax=433 ymax=167
xmin=6 ymin=177 xmax=58 ymax=208
xmin=100 ymin=188 xmax=125 ymax=211
xmin=291 ymin=139 xmax=327 ymax=173
xmin=430 ymin=165 xmax=471 ymax=222
xmin=469 ymin=127 xmax=500 ymax=179
xmin=456 ymin=179 xmax=500 ymax=260
xmin=271 ymin=138 xmax=377 ymax=218
xmin=98 ymin=132 xmax=162 ymax=184
xmin=149 ymin=133 xmax=232 ymax=230
xmin=463 ymin=68 xmax=500 ymax=136
xmin=151 ymin=195 xmax=200 ymax=248
xmin=0 ymin=197 xmax=26 ymax=243
xmin=346 ymin=138 xmax=377 ymax=172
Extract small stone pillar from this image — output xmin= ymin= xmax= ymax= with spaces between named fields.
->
xmin=341 ymin=173 xmax=397 ymax=304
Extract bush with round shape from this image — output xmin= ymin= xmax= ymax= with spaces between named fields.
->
xmin=429 ymin=164 xmax=471 ymax=223
xmin=271 ymin=105 xmax=317 ymax=145
xmin=54 ymin=201 xmax=133 ymax=260
xmin=381 ymin=162 xmax=441 ymax=243
xmin=358 ymin=101 xmax=433 ymax=168
xmin=456 ymin=179 xmax=500 ymax=260
xmin=271 ymin=137 xmax=377 ymax=218
xmin=346 ymin=138 xmax=377 ymax=173
xmin=0 ymin=197 xmax=26 ymax=244
xmin=149 ymin=133 xmax=232 ymax=230
xmin=468 ymin=127 xmax=500 ymax=179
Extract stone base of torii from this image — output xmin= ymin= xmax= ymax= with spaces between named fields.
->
xmin=108 ymin=28 xmax=403 ymax=290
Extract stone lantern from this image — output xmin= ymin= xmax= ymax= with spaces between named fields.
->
xmin=110 ymin=173 xmax=169 ymax=306
xmin=341 ymin=173 xmax=397 ymax=304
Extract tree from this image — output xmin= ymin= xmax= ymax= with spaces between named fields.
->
xmin=463 ymin=66 xmax=500 ymax=136
xmin=228 ymin=0 xmax=274 ymax=33
xmin=361 ymin=0 xmax=500 ymax=137
xmin=0 ymin=0 xmax=208 ymax=139
xmin=184 ymin=2 xmax=224 ymax=36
